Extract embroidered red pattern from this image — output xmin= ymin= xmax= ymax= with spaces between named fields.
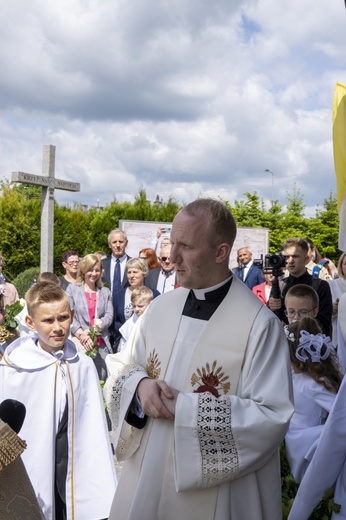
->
xmin=191 ymin=360 xmax=230 ymax=397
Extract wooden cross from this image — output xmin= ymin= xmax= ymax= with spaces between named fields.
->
xmin=11 ymin=145 xmax=80 ymax=273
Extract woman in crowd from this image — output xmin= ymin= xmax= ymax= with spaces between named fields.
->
xmin=138 ymin=248 xmax=160 ymax=269
xmin=59 ymin=250 xmax=80 ymax=291
xmin=284 ymin=317 xmax=342 ymax=483
xmin=112 ymin=258 xmax=160 ymax=350
xmin=66 ymin=253 xmax=113 ymax=381
xmin=328 ymin=252 xmax=346 ymax=344
xmin=252 ymin=272 xmax=274 ymax=305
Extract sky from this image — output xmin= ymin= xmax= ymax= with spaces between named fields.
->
xmin=1 ymin=0 xmax=346 ymax=215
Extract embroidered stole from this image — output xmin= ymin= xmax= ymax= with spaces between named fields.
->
xmin=145 ymin=276 xmax=262 ymax=395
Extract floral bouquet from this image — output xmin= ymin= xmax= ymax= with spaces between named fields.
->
xmin=0 ymin=299 xmax=25 ymax=344
xmin=85 ymin=318 xmax=103 ymax=358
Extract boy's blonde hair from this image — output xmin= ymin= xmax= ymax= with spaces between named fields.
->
xmin=285 ymin=284 xmax=319 ymax=309
xmin=26 ymin=281 xmax=70 ymax=316
xmin=131 ymin=286 xmax=153 ymax=304
xmin=38 ymin=272 xmax=60 ymax=285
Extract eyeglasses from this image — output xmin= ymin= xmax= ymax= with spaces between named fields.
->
xmin=66 ymin=260 xmax=80 ymax=266
xmin=285 ymin=308 xmax=317 ymax=318
xmin=160 ymin=257 xmax=171 ymax=262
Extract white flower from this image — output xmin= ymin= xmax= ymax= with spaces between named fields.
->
xmin=19 ymin=298 xmax=26 ymax=307
xmin=94 ymin=318 xmax=102 ymax=330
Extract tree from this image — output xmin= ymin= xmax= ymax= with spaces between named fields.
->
xmin=0 ymin=180 xmax=40 ymax=280
xmin=307 ymin=193 xmax=340 ymax=264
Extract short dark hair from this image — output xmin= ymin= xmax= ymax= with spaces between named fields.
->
xmin=62 ymin=250 xmax=79 ymax=263
xmin=282 ymin=238 xmax=308 ymax=255
xmin=181 ymin=198 xmax=237 ymax=249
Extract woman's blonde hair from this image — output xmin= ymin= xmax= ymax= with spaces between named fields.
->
xmin=126 ymin=258 xmax=149 ymax=277
xmin=76 ymin=254 xmax=103 ymax=288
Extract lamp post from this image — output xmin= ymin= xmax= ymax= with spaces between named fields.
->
xmin=264 ymin=169 xmax=274 ymax=203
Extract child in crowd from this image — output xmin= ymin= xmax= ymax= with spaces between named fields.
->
xmin=288 ymin=363 xmax=346 ymax=519
xmin=284 ymin=317 xmax=342 ymax=483
xmin=118 ymin=286 xmax=153 ymax=352
xmin=0 ymin=282 xmax=117 ymax=520
xmin=284 ymin=284 xmax=319 ymax=324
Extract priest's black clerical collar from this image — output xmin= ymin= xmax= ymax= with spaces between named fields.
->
xmin=182 ymin=275 xmax=233 ymax=321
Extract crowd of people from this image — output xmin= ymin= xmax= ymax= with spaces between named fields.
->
xmin=1 ymin=199 xmax=346 ymax=519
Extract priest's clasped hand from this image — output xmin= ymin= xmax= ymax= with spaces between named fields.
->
xmin=137 ymin=378 xmax=180 ymax=421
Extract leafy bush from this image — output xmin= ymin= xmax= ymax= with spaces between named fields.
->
xmin=281 ymin=442 xmax=340 ymax=519
xmin=12 ymin=267 xmax=40 ymax=298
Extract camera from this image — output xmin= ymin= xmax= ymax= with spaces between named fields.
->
xmin=253 ymin=253 xmax=286 ymax=277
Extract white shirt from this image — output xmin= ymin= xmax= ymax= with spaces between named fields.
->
xmin=157 ymin=269 xmax=176 ymax=293
xmin=243 ymin=260 xmax=253 ymax=281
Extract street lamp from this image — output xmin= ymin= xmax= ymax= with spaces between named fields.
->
xmin=264 ymin=169 xmax=274 ymax=203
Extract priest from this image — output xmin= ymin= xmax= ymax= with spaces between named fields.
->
xmin=104 ymin=198 xmax=294 ymax=520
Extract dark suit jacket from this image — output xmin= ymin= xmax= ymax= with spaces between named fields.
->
xmin=112 ymin=285 xmax=160 ymax=350
xmin=234 ymin=263 xmax=264 ymax=290
xmin=145 ymin=267 xmax=177 ymax=291
xmin=102 ymin=254 xmax=131 ymax=290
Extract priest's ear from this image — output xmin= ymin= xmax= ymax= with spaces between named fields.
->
xmin=215 ymin=242 xmax=231 ymax=264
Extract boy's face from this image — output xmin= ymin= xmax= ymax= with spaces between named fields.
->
xmin=25 ymin=300 xmax=73 ymax=354
xmin=132 ymin=297 xmax=151 ymax=318
xmin=285 ymin=295 xmax=318 ymax=324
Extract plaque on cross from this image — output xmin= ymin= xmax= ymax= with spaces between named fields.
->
xmin=11 ymin=145 xmax=80 ymax=273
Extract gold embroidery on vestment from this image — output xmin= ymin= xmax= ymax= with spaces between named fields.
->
xmin=191 ymin=360 xmax=230 ymax=397
xmin=146 ymin=349 xmax=161 ymax=379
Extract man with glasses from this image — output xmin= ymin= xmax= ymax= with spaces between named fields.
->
xmin=268 ymin=238 xmax=332 ymax=336
xmin=146 ymin=243 xmax=177 ymax=293
xmin=59 ymin=250 xmax=80 ymax=291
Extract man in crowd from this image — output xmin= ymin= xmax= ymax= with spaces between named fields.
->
xmin=268 ymin=238 xmax=333 ymax=336
xmin=105 ymin=198 xmax=293 ymax=520
xmin=146 ymin=242 xmax=177 ymax=293
xmin=102 ymin=229 xmax=131 ymax=293
xmin=233 ymin=246 xmax=264 ymax=290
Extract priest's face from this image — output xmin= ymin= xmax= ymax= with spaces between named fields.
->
xmin=170 ymin=210 xmax=227 ymax=289
xmin=25 ymin=300 xmax=73 ymax=354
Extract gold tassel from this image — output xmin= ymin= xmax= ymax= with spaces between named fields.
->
xmin=0 ymin=423 xmax=27 ymax=471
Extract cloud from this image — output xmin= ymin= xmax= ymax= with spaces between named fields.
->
xmin=0 ymin=0 xmax=345 ymax=215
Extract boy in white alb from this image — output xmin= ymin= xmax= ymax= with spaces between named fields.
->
xmin=118 ymin=286 xmax=154 ymax=352
xmin=0 ymin=282 xmax=117 ymax=520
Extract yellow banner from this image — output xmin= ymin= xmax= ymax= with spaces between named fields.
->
xmin=333 ymin=82 xmax=346 ymax=250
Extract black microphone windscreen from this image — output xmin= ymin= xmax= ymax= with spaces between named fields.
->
xmin=0 ymin=399 xmax=26 ymax=434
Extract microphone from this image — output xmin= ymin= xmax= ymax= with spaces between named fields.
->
xmin=0 ymin=399 xmax=26 ymax=434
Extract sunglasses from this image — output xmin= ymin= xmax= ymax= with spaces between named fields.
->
xmin=160 ymin=257 xmax=171 ymax=262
